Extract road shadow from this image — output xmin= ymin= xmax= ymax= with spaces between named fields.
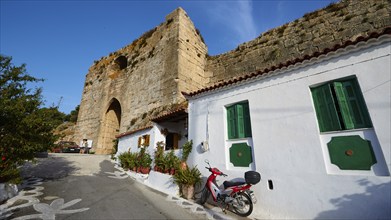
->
xmin=5 ymin=155 xmax=206 ymax=220
xmin=98 ymin=159 xmax=117 ymax=174
xmin=20 ymin=154 xmax=79 ymax=181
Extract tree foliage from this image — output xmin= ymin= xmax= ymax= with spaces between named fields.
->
xmin=0 ymin=55 xmax=63 ymax=183
xmin=64 ymin=105 xmax=79 ymax=122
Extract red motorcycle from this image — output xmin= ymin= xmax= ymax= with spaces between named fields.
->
xmin=198 ymin=160 xmax=261 ymax=217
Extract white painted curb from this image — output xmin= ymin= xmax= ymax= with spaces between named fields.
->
xmin=0 ymin=183 xmax=18 ymax=203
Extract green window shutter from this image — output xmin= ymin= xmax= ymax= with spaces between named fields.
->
xmin=342 ymin=80 xmax=372 ymax=128
xmin=334 ymin=80 xmax=372 ymax=129
xmin=236 ymin=104 xmax=245 ymax=138
xmin=334 ymin=82 xmax=355 ymax=129
xmin=243 ymin=103 xmax=252 ymax=137
xmin=311 ymin=84 xmax=341 ymax=132
xmin=227 ymin=105 xmax=237 ymax=139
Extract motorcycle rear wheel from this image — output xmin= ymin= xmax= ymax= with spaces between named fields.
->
xmin=232 ymin=192 xmax=253 ymax=217
xmin=199 ymin=186 xmax=210 ymax=205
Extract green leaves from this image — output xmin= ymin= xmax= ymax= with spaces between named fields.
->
xmin=0 ymin=54 xmax=63 ymax=183
xmin=172 ymin=166 xmax=202 ymax=186
xmin=181 ymin=140 xmax=193 ymax=162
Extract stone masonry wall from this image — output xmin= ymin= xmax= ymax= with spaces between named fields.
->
xmin=177 ymin=10 xmax=209 ymax=93
xmin=75 ymin=0 xmax=390 ymax=154
xmin=75 ymin=8 xmax=207 ymax=153
xmin=205 ymin=0 xmax=390 ymax=84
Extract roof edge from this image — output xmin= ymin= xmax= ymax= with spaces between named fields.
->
xmin=115 ymin=126 xmax=153 ymax=139
xmin=183 ymin=27 xmax=391 ymax=99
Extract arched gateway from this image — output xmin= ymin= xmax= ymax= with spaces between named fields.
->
xmin=96 ymin=98 xmax=121 ymax=154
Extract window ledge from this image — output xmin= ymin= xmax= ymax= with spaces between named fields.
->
xmin=226 ymin=137 xmax=252 ymax=141
xmin=320 ymin=127 xmax=373 ymax=135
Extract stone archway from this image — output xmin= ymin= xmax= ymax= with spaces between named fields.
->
xmin=96 ymin=98 xmax=121 ymax=154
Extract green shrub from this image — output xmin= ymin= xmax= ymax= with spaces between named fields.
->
xmin=172 ymin=166 xmax=202 ymax=186
xmin=118 ymin=151 xmax=137 ymax=170
xmin=140 ymin=151 xmax=152 ymax=168
xmin=154 ymin=142 xmax=165 ymax=169
xmin=181 ymin=140 xmax=193 ymax=162
xmin=165 ymin=150 xmax=180 ymax=170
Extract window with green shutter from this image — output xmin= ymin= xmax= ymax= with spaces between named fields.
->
xmin=226 ymin=101 xmax=252 ymax=139
xmin=311 ymin=77 xmax=372 ymax=132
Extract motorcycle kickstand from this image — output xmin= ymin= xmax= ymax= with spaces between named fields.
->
xmin=218 ymin=203 xmax=229 ymax=214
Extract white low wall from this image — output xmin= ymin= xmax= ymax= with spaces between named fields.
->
xmin=144 ymin=171 xmax=179 ymax=196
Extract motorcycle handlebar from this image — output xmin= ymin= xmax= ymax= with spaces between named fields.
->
xmin=205 ymin=166 xmax=227 ymax=176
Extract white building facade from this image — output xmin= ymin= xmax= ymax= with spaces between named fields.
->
xmin=185 ymin=35 xmax=391 ymax=219
xmin=116 ymin=108 xmax=189 ymax=167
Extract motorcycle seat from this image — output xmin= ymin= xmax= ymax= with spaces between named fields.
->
xmin=223 ymin=181 xmax=246 ymax=189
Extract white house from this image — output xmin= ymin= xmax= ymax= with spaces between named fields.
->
xmin=184 ymin=30 xmax=391 ymax=219
xmin=115 ymin=107 xmax=189 ymax=195
xmin=116 ymin=107 xmax=188 ymax=159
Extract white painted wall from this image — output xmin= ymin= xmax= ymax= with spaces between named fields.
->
xmin=156 ymin=121 xmax=188 ymax=150
xmin=116 ymin=124 xmax=186 ymax=167
xmin=116 ymin=128 xmax=154 ymax=157
xmin=116 ymin=124 xmax=186 ymax=195
xmin=187 ymin=39 xmax=391 ymax=219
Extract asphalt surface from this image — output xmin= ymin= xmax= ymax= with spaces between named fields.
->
xmin=2 ymin=154 xmax=206 ymax=220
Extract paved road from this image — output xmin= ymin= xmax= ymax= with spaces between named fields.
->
xmin=1 ymin=154 xmax=206 ymax=220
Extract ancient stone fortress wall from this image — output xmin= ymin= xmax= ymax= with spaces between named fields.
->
xmin=76 ymin=0 xmax=390 ymax=154
xmin=205 ymin=0 xmax=390 ymax=84
xmin=75 ymin=8 xmax=207 ymax=154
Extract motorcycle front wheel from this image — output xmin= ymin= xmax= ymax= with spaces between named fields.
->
xmin=232 ymin=192 xmax=253 ymax=217
xmin=199 ymin=186 xmax=210 ymax=205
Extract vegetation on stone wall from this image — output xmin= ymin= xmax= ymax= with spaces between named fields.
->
xmin=195 ymin=28 xmax=205 ymax=44
xmin=127 ymin=101 xmax=188 ymax=132
xmin=64 ymin=105 xmax=79 ymax=123
xmin=206 ymin=0 xmax=390 ymax=84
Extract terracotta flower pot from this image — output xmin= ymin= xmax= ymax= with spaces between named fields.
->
xmin=140 ymin=167 xmax=150 ymax=174
xmin=181 ymin=184 xmax=195 ymax=200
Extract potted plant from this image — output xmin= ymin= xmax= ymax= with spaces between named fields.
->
xmin=136 ymin=147 xmax=152 ymax=174
xmin=117 ymin=153 xmax=127 ymax=169
xmin=180 ymin=140 xmax=193 ymax=170
xmin=172 ymin=166 xmax=202 ymax=200
xmin=118 ymin=151 xmax=133 ymax=170
xmin=134 ymin=151 xmax=141 ymax=173
xmin=166 ymin=150 xmax=180 ymax=175
xmin=140 ymin=151 xmax=152 ymax=174
xmin=154 ymin=142 xmax=165 ymax=172
xmin=127 ymin=152 xmax=137 ymax=171
xmin=162 ymin=152 xmax=170 ymax=174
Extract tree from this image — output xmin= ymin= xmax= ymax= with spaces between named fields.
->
xmin=64 ymin=105 xmax=79 ymax=122
xmin=0 ymin=55 xmax=61 ymax=183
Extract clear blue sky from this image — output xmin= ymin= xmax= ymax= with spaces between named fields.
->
xmin=1 ymin=0 xmax=334 ymax=114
